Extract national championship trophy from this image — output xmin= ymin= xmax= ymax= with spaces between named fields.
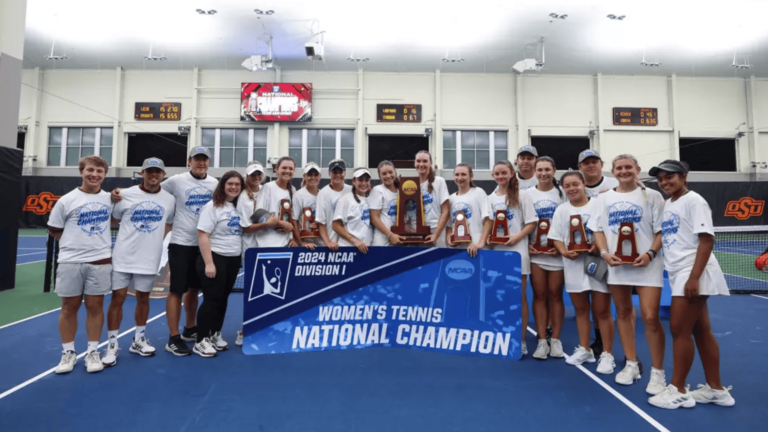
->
xmin=390 ymin=177 xmax=431 ymax=243
xmin=533 ymin=218 xmax=554 ymax=251
xmin=567 ymin=215 xmax=591 ymax=252
xmin=488 ymin=210 xmax=509 ymax=245
xmin=299 ymin=207 xmax=319 ymax=239
xmin=615 ymin=222 xmax=639 ymax=263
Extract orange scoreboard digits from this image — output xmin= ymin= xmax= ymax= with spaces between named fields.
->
xmin=134 ymin=102 xmax=182 ymax=121
xmin=612 ymin=107 xmax=658 ymax=126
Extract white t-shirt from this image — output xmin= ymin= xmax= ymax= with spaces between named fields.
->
xmin=236 ymin=188 xmax=262 ymax=253
xmin=254 ymin=181 xmax=296 ymax=248
xmin=421 ymin=176 xmax=450 ymax=229
xmin=448 ymin=187 xmax=490 ymax=245
xmin=292 ymin=187 xmax=324 ymax=246
xmin=585 ymin=176 xmax=619 ymax=199
xmin=525 ymin=186 xmax=566 ymax=268
xmin=48 ymin=188 xmax=113 ymax=264
xmin=587 ymin=187 xmax=665 ymax=287
xmin=549 ymin=199 xmax=607 ymax=293
xmin=334 ymin=193 xmax=373 ymax=247
xmin=112 ymin=186 xmax=176 ymax=275
xmin=518 ymin=173 xmax=538 ymax=191
xmin=197 ymin=201 xmax=242 ymax=257
xmin=161 ymin=172 xmax=218 ymax=247
xmin=661 ymin=191 xmax=720 ymax=273
xmin=486 ymin=190 xmax=538 ymax=254
xmin=368 ymin=185 xmax=399 ymax=246
xmin=316 ymin=183 xmax=352 ymax=244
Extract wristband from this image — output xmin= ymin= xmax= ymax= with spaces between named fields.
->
xmin=647 ymin=249 xmax=657 ymax=259
xmin=600 ymin=249 xmax=608 ymax=257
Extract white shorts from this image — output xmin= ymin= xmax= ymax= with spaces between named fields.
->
xmin=55 ymin=263 xmax=112 ymax=298
xmin=112 ymin=271 xmax=157 ymax=293
xmin=668 ymin=261 xmax=730 ymax=297
xmin=532 ymin=263 xmax=564 ymax=272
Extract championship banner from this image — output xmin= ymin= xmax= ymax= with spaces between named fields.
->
xmin=242 ymin=248 xmax=524 ymax=360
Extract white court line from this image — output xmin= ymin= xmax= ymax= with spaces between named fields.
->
xmin=16 ymin=252 xmax=47 ymax=257
xmin=18 ymin=248 xmax=46 ymax=250
xmin=0 ymin=294 xmax=200 ymax=401
xmin=17 ymin=260 xmax=46 ymax=266
xmin=526 ymin=326 xmax=669 ymax=432
xmin=751 ymin=294 xmax=768 ymax=301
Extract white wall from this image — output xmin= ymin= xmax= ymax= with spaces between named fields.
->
xmin=17 ymin=68 xmax=768 ymax=180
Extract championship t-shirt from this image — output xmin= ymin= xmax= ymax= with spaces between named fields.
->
xmin=112 ymin=186 xmax=176 ymax=274
xmin=254 ymin=181 xmax=296 ymax=248
xmin=316 ymin=183 xmax=352 ymax=244
xmin=334 ymin=194 xmax=373 ymax=246
xmin=292 ymin=187 xmax=324 ymax=246
xmin=368 ymin=185 xmax=399 ymax=246
xmin=661 ymin=191 xmax=719 ymax=273
xmin=549 ymin=199 xmax=606 ymax=292
xmin=486 ymin=190 xmax=538 ymax=269
xmin=447 ymin=187 xmax=490 ymax=245
xmin=525 ymin=186 xmax=566 ymax=268
xmin=585 ymin=176 xmax=619 ymax=199
xmin=161 ymin=172 xmax=218 ymax=247
xmin=236 ymin=188 xmax=262 ymax=252
xmin=518 ymin=174 xmax=538 ymax=191
xmin=421 ymin=176 xmax=450 ymax=229
xmin=197 ymin=201 xmax=242 ymax=257
xmin=48 ymin=188 xmax=113 ymax=264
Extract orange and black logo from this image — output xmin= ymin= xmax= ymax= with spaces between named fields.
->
xmin=724 ymin=197 xmax=765 ymax=221
xmin=23 ymin=192 xmax=61 ymax=215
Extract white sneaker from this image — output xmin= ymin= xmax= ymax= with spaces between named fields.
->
xmin=193 ymin=338 xmax=217 ymax=358
xmin=648 ymin=384 xmax=696 ymax=410
xmin=236 ymin=330 xmax=243 ymax=346
xmin=129 ymin=337 xmax=156 ymax=357
xmin=646 ymin=368 xmax=667 ymax=395
xmin=55 ymin=351 xmax=77 ymax=374
xmin=210 ymin=332 xmax=229 ymax=351
xmin=549 ymin=339 xmax=565 ymax=358
xmin=85 ymin=350 xmax=104 ymax=373
xmin=690 ymin=384 xmax=736 ymax=407
xmin=102 ymin=342 xmax=118 ymax=367
xmin=532 ymin=339 xmax=550 ymax=360
xmin=615 ymin=360 xmax=641 ymax=385
xmin=521 ymin=341 xmax=527 ymax=356
xmin=565 ymin=346 xmax=595 ymax=366
xmin=596 ymin=352 xmax=616 ymax=375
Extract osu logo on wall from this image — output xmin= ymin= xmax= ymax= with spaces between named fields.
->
xmin=724 ymin=197 xmax=765 ymax=221
xmin=23 ymin=192 xmax=61 ymax=215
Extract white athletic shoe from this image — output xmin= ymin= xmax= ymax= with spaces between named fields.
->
xmin=55 ymin=351 xmax=77 ymax=374
xmin=596 ymin=352 xmax=616 ymax=375
xmin=521 ymin=341 xmax=527 ymax=356
xmin=648 ymin=384 xmax=696 ymax=410
xmin=690 ymin=384 xmax=736 ymax=407
xmin=210 ymin=332 xmax=229 ymax=351
xmin=85 ymin=350 xmax=104 ymax=373
xmin=236 ymin=330 xmax=243 ymax=346
xmin=129 ymin=337 xmax=156 ymax=357
xmin=549 ymin=339 xmax=565 ymax=358
xmin=193 ymin=338 xmax=217 ymax=358
xmin=615 ymin=360 xmax=641 ymax=385
xmin=532 ymin=339 xmax=550 ymax=360
xmin=102 ymin=342 xmax=119 ymax=367
xmin=646 ymin=368 xmax=668 ymax=395
xmin=565 ymin=346 xmax=595 ymax=366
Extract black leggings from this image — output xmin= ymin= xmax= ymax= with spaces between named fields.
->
xmin=195 ymin=252 xmax=241 ymax=343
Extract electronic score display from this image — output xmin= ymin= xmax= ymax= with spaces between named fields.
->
xmin=376 ymin=104 xmax=422 ymax=123
xmin=612 ymin=107 xmax=658 ymax=126
xmin=134 ymin=102 xmax=182 ymax=121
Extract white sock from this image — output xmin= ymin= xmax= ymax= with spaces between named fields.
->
xmin=87 ymin=341 xmax=99 ymax=354
xmin=135 ymin=326 xmax=146 ymax=341
xmin=62 ymin=342 xmax=75 ymax=353
xmin=108 ymin=330 xmax=119 ymax=346
xmin=652 ymin=367 xmax=664 ymax=373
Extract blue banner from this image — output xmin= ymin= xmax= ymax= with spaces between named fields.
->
xmin=242 ymin=247 xmax=523 ymax=360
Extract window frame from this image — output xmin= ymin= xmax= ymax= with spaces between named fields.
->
xmin=47 ymin=127 xmax=113 ymax=167
xmin=289 ymin=128 xmax=355 ymax=167
xmin=203 ymin=128 xmax=268 ymax=168
xmin=443 ymin=130 xmax=508 ymax=170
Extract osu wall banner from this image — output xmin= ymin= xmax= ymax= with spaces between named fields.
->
xmin=242 ymin=247 xmax=524 ymax=360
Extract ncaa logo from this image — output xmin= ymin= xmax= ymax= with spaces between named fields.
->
xmin=249 ymin=252 xmax=293 ymax=301
xmin=587 ymin=262 xmax=597 ymax=275
xmin=273 ymin=85 xmax=280 ymax=93
xmin=445 ymin=259 xmax=475 ymax=280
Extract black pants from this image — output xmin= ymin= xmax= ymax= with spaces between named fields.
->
xmin=195 ymin=252 xmax=241 ymax=342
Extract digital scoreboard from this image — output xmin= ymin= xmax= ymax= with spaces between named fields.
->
xmin=376 ymin=104 xmax=422 ymax=123
xmin=612 ymin=107 xmax=658 ymax=126
xmin=134 ymin=102 xmax=182 ymax=121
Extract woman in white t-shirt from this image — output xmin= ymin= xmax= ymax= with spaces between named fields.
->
xmin=250 ymin=157 xmax=297 ymax=249
xmin=415 ymin=151 xmax=450 ymax=247
xmin=480 ymin=160 xmax=537 ymax=355
xmin=292 ymin=162 xmax=323 ymax=249
xmin=317 ymin=159 xmax=352 ymax=251
xmin=333 ymin=168 xmax=373 ymax=253
xmin=194 ymin=171 xmax=245 ymax=358
xmin=647 ymin=160 xmax=734 ymax=409
xmin=446 ymin=163 xmax=489 ymax=257
xmin=588 ymin=154 xmax=667 ymax=393
xmin=548 ymin=171 xmax=615 ymax=372
xmin=525 ymin=156 xmax=566 ymax=360
xmin=369 ymin=161 xmax=406 ymax=246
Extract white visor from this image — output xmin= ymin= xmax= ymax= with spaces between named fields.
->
xmin=353 ymin=168 xmax=371 ymax=178
xmin=246 ymin=164 xmax=264 ymax=175
xmin=304 ymin=163 xmax=321 ymax=175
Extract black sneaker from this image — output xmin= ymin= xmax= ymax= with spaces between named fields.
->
xmin=165 ymin=335 xmax=191 ymax=356
xmin=546 ymin=325 xmax=553 ymax=344
xmin=590 ymin=339 xmax=604 ymax=358
xmin=180 ymin=326 xmax=198 ymax=342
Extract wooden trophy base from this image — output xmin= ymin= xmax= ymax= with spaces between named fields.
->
xmin=616 ymin=222 xmax=639 ymax=264
xmin=567 ymin=243 xmax=592 ymax=252
xmin=300 ymin=233 xmax=319 ymax=240
xmin=488 ymin=236 xmax=510 ymax=245
xmin=396 ymin=233 xmax=431 ymax=243
xmin=533 ymin=242 xmax=555 ymax=252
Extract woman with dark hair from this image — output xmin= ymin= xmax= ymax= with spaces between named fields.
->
xmin=446 ymin=163 xmax=489 ymax=256
xmin=333 ymin=168 xmax=373 ymax=254
xmin=369 ymin=161 xmax=405 ymax=246
xmin=249 ymin=157 xmax=297 ymax=248
xmin=292 ymin=162 xmax=323 ymax=249
xmin=415 ymin=151 xmax=450 ymax=247
xmin=194 ymin=171 xmax=245 ymax=357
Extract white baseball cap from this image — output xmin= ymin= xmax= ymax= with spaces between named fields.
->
xmin=246 ymin=163 xmax=264 ymax=176
xmin=304 ymin=162 xmax=321 ymax=175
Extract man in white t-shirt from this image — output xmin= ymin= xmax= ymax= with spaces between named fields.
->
xmin=48 ymin=155 xmax=113 ymax=375
xmin=516 ymin=146 xmax=539 ymax=191
xmin=101 ymin=158 xmax=176 ymax=367
xmin=579 ymin=149 xmax=619 ymax=199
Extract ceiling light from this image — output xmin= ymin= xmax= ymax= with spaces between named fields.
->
xmin=442 ymin=58 xmax=465 ymax=63
xmin=196 ymin=9 xmax=216 ymax=15
xmin=640 ymin=61 xmax=661 ymax=67
xmin=607 ymin=14 xmax=626 ymax=20
xmin=45 ymin=54 xmax=68 ymax=61
xmin=144 ymin=43 xmax=167 ymax=61
xmin=347 ymin=57 xmax=369 ymax=62
xmin=254 ymin=9 xmax=274 ymax=15
xmin=549 ymin=13 xmax=568 ymax=20
xmin=730 ymin=52 xmax=752 ymax=69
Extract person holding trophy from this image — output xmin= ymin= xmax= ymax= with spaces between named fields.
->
xmin=316 ymin=159 xmax=353 ymax=251
xmin=414 ymin=151 xmax=450 ymax=247
xmin=333 ymin=168 xmax=374 ymax=253
xmin=246 ymin=157 xmax=297 ymax=249
xmin=446 ymin=164 xmax=489 ymax=256
xmin=292 ymin=162 xmax=323 ymax=249
xmin=588 ymin=154 xmax=667 ymax=394
xmin=369 ymin=161 xmax=406 ymax=246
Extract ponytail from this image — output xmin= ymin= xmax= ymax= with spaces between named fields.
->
xmin=493 ymin=160 xmax=519 ymax=208
xmin=275 ymin=156 xmax=295 ymax=201
xmin=535 ymin=156 xmax=562 ymax=199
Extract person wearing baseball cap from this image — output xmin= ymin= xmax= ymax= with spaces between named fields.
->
xmin=292 ymin=162 xmax=324 ymax=250
xmin=102 ymin=157 xmax=177 ymax=366
xmin=316 ymin=158 xmax=352 ymax=251
xmin=516 ymin=146 xmax=539 ymax=191
xmin=578 ymin=149 xmax=619 ymax=200
xmin=333 ymin=168 xmax=373 ymax=254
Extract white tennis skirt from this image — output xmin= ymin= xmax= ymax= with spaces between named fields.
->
xmin=668 ymin=260 xmax=730 ymax=297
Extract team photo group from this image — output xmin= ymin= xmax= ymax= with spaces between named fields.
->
xmin=48 ymin=143 xmax=734 ymax=411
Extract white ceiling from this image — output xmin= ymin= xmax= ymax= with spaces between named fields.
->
xmin=21 ymin=0 xmax=768 ymax=77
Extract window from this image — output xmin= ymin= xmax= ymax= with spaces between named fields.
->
xmin=367 ymin=135 xmax=428 ymax=169
xmin=202 ymin=128 xmax=268 ymax=168
xmin=443 ymin=131 xmax=507 ymax=170
xmin=289 ymin=129 xmax=354 ymax=167
xmin=47 ymin=127 xmax=113 ymax=167
xmin=127 ymin=133 xmax=187 ymax=167
xmin=529 ymin=136 xmax=590 ymax=171
xmin=679 ymin=138 xmax=737 ymax=172
xmin=17 ymin=132 xmax=25 ymax=150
